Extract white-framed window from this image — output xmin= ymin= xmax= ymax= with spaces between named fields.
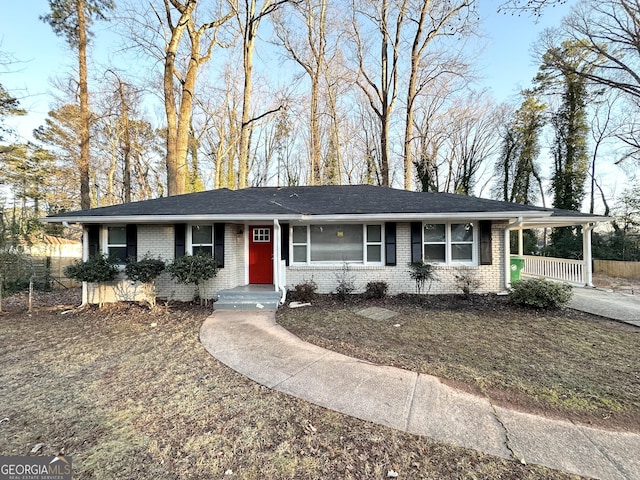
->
xmin=366 ymin=225 xmax=382 ymax=263
xmin=190 ymin=224 xmax=213 ymax=256
xmin=106 ymin=226 xmax=127 ymax=263
xmin=292 ymin=225 xmax=308 ymax=263
xmin=291 ymin=224 xmax=383 ymax=265
xmin=423 ymin=222 xmax=475 ymax=264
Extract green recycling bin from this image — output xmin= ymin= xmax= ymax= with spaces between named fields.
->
xmin=510 ymin=256 xmax=525 ymax=282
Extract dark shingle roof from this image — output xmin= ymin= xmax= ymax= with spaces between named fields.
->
xmin=45 ymin=185 xmax=602 ymax=222
xmin=244 ymin=186 xmax=553 ymax=215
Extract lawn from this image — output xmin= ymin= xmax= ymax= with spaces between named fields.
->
xmin=0 ymin=290 xmax=582 ymax=479
xmin=277 ymin=294 xmax=640 ymax=432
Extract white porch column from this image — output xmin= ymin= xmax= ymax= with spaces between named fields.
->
xmin=273 ymin=220 xmax=280 ymax=290
xmin=273 ymin=219 xmax=286 ymax=303
xmin=583 ymin=223 xmax=595 ymax=287
xmin=82 ymin=226 xmax=89 ymax=305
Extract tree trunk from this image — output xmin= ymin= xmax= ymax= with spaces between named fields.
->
xmin=77 ymin=0 xmax=91 ymax=209
xmin=309 ymin=72 xmax=322 ymax=184
xmin=165 ymin=49 xmax=183 ymax=196
xmin=326 ymin=86 xmax=343 ymax=185
xmin=238 ymin=43 xmax=254 ymax=189
xmin=117 ymin=79 xmax=132 ymax=203
xmin=163 ymin=1 xmax=195 ymax=197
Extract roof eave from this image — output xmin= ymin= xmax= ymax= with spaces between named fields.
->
xmin=43 ymin=210 xmax=559 ymax=224
xmin=41 ymin=214 xmax=303 ymax=224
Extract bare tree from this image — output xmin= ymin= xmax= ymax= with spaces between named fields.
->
xmin=444 ymin=95 xmax=502 ymax=194
xmin=412 ymin=73 xmax=463 ymax=192
xmin=123 ymin=0 xmax=235 ymax=196
xmin=236 ymin=0 xmax=289 ymax=189
xmin=162 ymin=0 xmax=235 ymax=196
xmin=498 ymin=0 xmax=569 ymax=17
xmin=274 ymin=0 xmax=328 ymax=184
xmin=402 ymin=0 xmax=475 ymax=190
xmin=558 ymin=0 xmax=640 ymax=101
xmin=349 ymin=0 xmax=408 ymax=186
xmin=588 ymin=91 xmax=619 ymax=214
xmin=274 ymin=0 xmax=351 ymax=185
xmin=93 ymin=74 xmax=164 ymax=204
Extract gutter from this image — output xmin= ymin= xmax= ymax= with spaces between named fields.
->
xmin=273 ymin=219 xmax=287 ymax=305
xmin=504 ymin=216 xmax=524 ymax=291
xmin=41 ymin=210 xmax=555 ymax=225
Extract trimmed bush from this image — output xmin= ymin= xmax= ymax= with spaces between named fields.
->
xmin=64 ymin=254 xmax=119 ymax=284
xmin=64 ymin=254 xmax=119 ymax=307
xmin=166 ymin=253 xmax=218 ymax=304
xmin=125 ymin=255 xmax=166 ymax=309
xmin=125 ymin=256 xmax=165 ymax=285
xmin=509 ymin=278 xmax=573 ymax=309
xmin=290 ymin=280 xmax=318 ymax=303
xmin=365 ymin=281 xmax=388 ymax=299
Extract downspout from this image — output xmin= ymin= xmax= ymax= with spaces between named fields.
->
xmin=79 ymin=223 xmax=89 ymax=306
xmin=63 ymin=221 xmax=88 ymax=306
xmin=504 ymin=217 xmax=524 ymax=291
xmin=273 ymin=219 xmax=287 ymax=304
xmin=583 ymin=222 xmax=596 ymax=287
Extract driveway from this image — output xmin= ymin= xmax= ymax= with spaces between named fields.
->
xmin=570 ymin=288 xmax=640 ymax=326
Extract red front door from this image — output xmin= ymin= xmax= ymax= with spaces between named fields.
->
xmin=249 ymin=226 xmax=273 ymax=284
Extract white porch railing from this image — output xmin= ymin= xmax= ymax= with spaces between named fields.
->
xmin=518 ymin=255 xmax=586 ymax=285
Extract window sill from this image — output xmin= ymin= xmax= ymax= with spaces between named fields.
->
xmin=289 ymin=263 xmax=386 ymax=269
xmin=428 ymin=262 xmax=478 ymax=268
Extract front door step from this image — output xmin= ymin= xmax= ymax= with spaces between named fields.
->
xmin=215 ymin=286 xmax=281 ymax=311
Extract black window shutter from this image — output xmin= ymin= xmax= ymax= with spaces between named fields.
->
xmin=126 ymin=224 xmax=137 ymax=261
xmin=214 ymin=223 xmax=225 ymax=268
xmin=174 ymin=224 xmax=186 ymax=259
xmin=88 ymin=224 xmax=100 ymax=257
xmin=281 ymin=223 xmax=290 ymax=266
xmin=411 ymin=222 xmax=422 ymax=263
xmin=479 ymin=220 xmax=492 ymax=265
xmin=385 ymin=222 xmax=396 ymax=266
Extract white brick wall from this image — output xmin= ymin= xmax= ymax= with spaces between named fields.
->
xmin=86 ymin=221 xmax=508 ymax=304
xmin=86 ymin=224 xmax=246 ymax=304
xmin=286 ymin=222 xmax=507 ymax=295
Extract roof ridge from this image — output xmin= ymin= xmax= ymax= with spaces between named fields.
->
xmin=232 ymin=188 xmax=306 ymax=215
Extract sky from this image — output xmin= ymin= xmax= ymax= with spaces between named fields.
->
xmin=6 ymin=0 xmax=620 ymax=212
xmin=1 ymin=0 xmax=575 ymax=142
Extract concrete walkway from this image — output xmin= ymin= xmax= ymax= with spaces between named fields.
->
xmin=200 ymin=311 xmax=640 ymax=480
xmin=570 ymin=288 xmax=640 ymax=326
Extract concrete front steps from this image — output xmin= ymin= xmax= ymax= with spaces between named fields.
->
xmin=215 ymin=285 xmax=282 ymax=311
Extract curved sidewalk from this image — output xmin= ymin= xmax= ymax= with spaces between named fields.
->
xmin=200 ymin=311 xmax=640 ymax=480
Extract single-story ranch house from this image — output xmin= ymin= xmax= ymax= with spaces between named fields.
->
xmin=44 ymin=185 xmax=608 ymax=307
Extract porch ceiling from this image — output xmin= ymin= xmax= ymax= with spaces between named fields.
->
xmin=516 ymin=214 xmax=610 ymax=229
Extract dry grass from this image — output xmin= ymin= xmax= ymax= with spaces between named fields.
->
xmin=277 ymin=294 xmax=640 ymax=432
xmin=0 ymin=291 xmax=581 ymax=479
